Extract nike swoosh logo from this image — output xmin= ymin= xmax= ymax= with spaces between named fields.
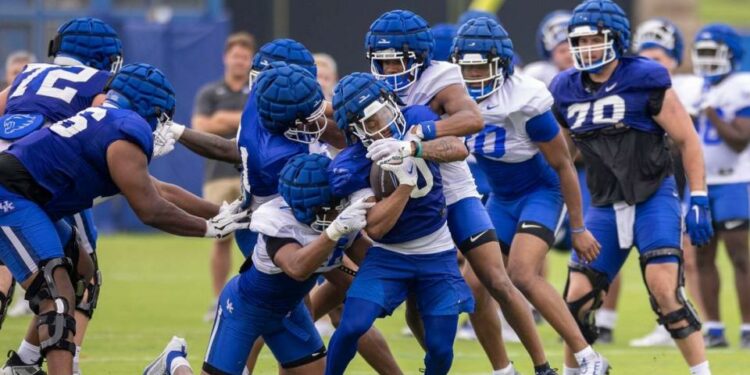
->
xmin=725 ymin=220 xmax=744 ymax=230
xmin=604 ymin=82 xmax=618 ymax=92
xmin=487 ymin=104 xmax=499 ymax=110
xmin=469 ymin=230 xmax=488 ymax=242
xmin=692 ymin=205 xmax=700 ymax=223
xmin=406 ymin=164 xmax=414 ymax=174
xmin=521 ymin=222 xmax=541 ymax=229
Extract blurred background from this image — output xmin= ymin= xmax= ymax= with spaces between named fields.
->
xmin=1 ymin=0 xmax=748 ymax=233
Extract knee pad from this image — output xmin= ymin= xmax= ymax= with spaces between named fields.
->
xmin=76 ymin=252 xmax=102 ymax=320
xmin=25 ymin=258 xmax=77 ymax=356
xmin=63 ymin=226 xmax=88 ymax=304
xmin=0 ymin=281 xmax=15 ymax=330
xmin=563 ymin=263 xmax=610 ymax=344
xmin=639 ymin=248 xmax=702 ymax=339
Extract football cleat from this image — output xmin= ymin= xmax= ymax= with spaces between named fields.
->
xmin=629 ymin=325 xmax=674 ymax=347
xmin=142 ymin=336 xmax=188 ymax=375
xmin=1 ymin=351 xmax=46 ymax=375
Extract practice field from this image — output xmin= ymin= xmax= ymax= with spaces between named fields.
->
xmin=0 ymin=235 xmax=746 ymax=374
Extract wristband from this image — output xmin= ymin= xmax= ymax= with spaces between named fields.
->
xmin=690 ymin=190 xmax=708 ymax=197
xmin=420 ymin=121 xmax=437 ymax=140
xmin=413 ymin=140 xmax=423 ymax=158
xmin=570 ymin=226 xmax=586 ymax=234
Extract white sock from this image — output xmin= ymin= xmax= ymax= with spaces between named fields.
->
xmin=573 ymin=345 xmax=596 ymax=365
xmin=740 ymin=323 xmax=750 ymax=333
xmin=169 ymin=356 xmax=191 ymax=375
xmin=73 ymin=346 xmax=81 ymax=373
xmin=563 ymin=366 xmax=581 ymax=375
xmin=596 ymin=308 xmax=618 ymax=329
xmin=242 ymin=367 xmax=251 ymax=375
xmin=17 ymin=340 xmax=41 ymax=364
xmin=493 ymin=362 xmax=516 ymax=375
xmin=689 ymin=361 xmax=711 ymax=375
xmin=703 ymin=321 xmax=724 ymax=330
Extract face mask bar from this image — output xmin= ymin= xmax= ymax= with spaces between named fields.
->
xmin=634 ymin=21 xmax=675 ymax=52
xmin=692 ymin=40 xmax=732 ymax=78
xmin=248 ymin=69 xmax=260 ymax=90
xmin=284 ymin=100 xmax=328 ymax=144
xmin=456 ymin=53 xmax=504 ymax=101
xmin=351 ymin=98 xmax=406 ymax=147
xmin=109 ymin=55 xmax=123 ymax=73
xmin=569 ymin=27 xmax=617 ymax=71
xmin=310 ymin=199 xmax=346 ymax=233
xmin=369 ymin=49 xmax=422 ymax=92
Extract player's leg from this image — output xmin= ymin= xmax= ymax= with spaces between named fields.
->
xmin=723 ymin=226 xmax=750 ymax=344
xmin=264 ymin=302 xmax=327 ymax=375
xmin=422 ymin=315 xmax=459 ymax=375
xmin=0 ymin=264 xmax=14 ymax=329
xmin=595 ymin=275 xmax=620 ymax=344
xmin=325 ymin=298 xmax=384 ymax=375
xmin=144 ymin=336 xmax=192 ymax=375
xmin=452 ymin=196 xmax=549 ymax=370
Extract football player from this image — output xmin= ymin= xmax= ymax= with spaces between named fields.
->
xmin=549 ymin=1 xmax=713 ymax=374
xmin=524 ymin=10 xmax=575 ymax=86
xmin=691 ymin=23 xmax=750 ymax=349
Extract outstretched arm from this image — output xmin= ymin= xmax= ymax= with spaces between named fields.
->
xmin=151 ymin=177 xmax=220 ymax=219
xmin=365 ymin=136 xmax=469 ymax=165
xmin=176 ymin=127 xmax=241 ymax=163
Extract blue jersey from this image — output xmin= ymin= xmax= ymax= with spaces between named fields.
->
xmin=549 ymin=56 xmax=674 ymax=205
xmin=7 ymin=106 xmax=153 ymax=220
xmin=329 ymin=105 xmax=447 ymax=244
xmin=237 ymin=89 xmax=308 ymax=199
xmin=5 ymin=64 xmax=110 ymax=123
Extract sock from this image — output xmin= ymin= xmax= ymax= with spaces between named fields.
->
xmin=493 ymin=362 xmax=515 ymax=375
xmin=242 ymin=367 xmax=251 ymax=375
xmin=325 ymin=298 xmax=382 ymax=375
xmin=17 ymin=340 xmax=41 ymax=365
xmin=689 ymin=361 xmax=710 ymax=375
xmin=703 ymin=321 xmax=724 ymax=336
xmin=73 ymin=346 xmax=81 ymax=373
xmin=422 ymin=315 xmax=459 ymax=375
xmin=169 ymin=356 xmax=191 ymax=375
xmin=533 ymin=361 xmax=551 ymax=374
xmin=563 ymin=366 xmax=581 ymax=375
xmin=573 ymin=345 xmax=596 ymax=366
xmin=740 ymin=324 xmax=750 ymax=333
xmin=595 ymin=308 xmax=617 ymax=329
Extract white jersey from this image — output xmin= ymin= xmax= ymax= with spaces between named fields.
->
xmin=522 ymin=60 xmax=560 ymax=87
xmin=250 ymin=197 xmax=354 ymax=275
xmin=399 ymin=61 xmax=481 ymax=205
xmin=698 ymin=72 xmax=750 ymax=185
xmin=468 ymin=73 xmax=554 ymax=163
xmin=672 ymin=74 xmax=703 ymax=117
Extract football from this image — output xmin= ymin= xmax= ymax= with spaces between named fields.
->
xmin=370 ymin=161 xmax=399 ymax=200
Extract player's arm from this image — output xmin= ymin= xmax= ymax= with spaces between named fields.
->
xmin=176 ymin=127 xmax=241 ymax=163
xmin=271 ymin=236 xmax=338 ymax=281
xmin=151 ymin=177 xmax=220 ymax=219
xmin=107 ymin=140 xmax=217 ymax=236
xmin=428 ymin=84 xmax=484 ymax=137
xmin=344 ymin=235 xmax=372 ymax=265
xmin=654 ymin=88 xmax=707 ymax=192
xmin=704 ymin=106 xmax=750 ymax=153
xmin=0 ymin=86 xmax=9 ymax=114
xmin=364 ymin=185 xmax=412 ymax=240
xmin=366 ymin=136 xmax=469 ymax=164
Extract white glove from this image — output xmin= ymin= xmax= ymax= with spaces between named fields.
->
xmin=205 ymin=208 xmax=251 ymax=239
xmin=152 ymin=121 xmax=186 ymax=158
xmin=325 ymin=199 xmax=375 ymax=241
xmin=220 ymin=198 xmax=244 ymax=215
xmin=380 ymin=157 xmax=418 ymax=187
xmin=366 ymin=138 xmax=414 ymax=165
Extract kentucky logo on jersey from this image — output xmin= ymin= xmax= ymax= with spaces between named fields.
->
xmin=0 ymin=113 xmax=45 ymax=140
xmin=0 ymin=201 xmax=15 ymax=213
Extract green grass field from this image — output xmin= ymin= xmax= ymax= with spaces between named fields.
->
xmin=0 ymin=234 xmax=747 ymax=374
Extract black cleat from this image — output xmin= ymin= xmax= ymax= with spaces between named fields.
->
xmin=535 ymin=367 xmax=559 ymax=375
xmin=596 ymin=327 xmax=614 ymax=344
xmin=1 ymin=350 xmax=46 ymax=375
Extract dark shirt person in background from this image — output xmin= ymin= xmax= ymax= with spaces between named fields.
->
xmin=191 ymin=32 xmax=254 ymax=320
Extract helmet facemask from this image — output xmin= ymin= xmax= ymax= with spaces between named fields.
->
xmin=310 ymin=198 xmax=347 ymax=233
xmin=350 ymin=96 xmax=406 ymax=147
xmin=456 ymin=53 xmax=504 ymax=101
xmin=692 ymin=40 xmax=732 ymax=79
xmin=368 ymin=48 xmax=422 ymax=92
xmin=569 ymin=26 xmax=618 ymax=72
xmin=284 ymin=100 xmax=328 ymax=144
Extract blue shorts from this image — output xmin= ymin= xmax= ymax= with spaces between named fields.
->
xmin=234 ymin=228 xmax=258 ymax=258
xmin=571 ymin=177 xmax=682 ymax=283
xmin=203 ymin=276 xmax=324 ymax=374
xmin=447 ymin=197 xmax=496 ymax=253
xmin=708 ymin=182 xmax=750 ymax=229
xmin=346 ymin=247 xmax=474 ymax=317
xmin=64 ymin=209 xmax=98 ymax=255
xmin=0 ymin=185 xmax=65 ymax=282
xmin=486 ymin=185 xmax=565 ymax=253
xmin=468 ymin=160 xmax=491 ymax=198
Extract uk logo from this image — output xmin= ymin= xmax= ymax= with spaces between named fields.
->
xmin=3 ymin=114 xmax=36 ymax=134
xmin=0 ymin=201 xmax=15 ymax=213
xmin=377 ymin=38 xmax=390 ymax=45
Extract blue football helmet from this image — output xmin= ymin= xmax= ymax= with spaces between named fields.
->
xmin=457 ymin=9 xmax=499 ymax=27
xmin=537 ymin=10 xmax=572 ymax=60
xmin=278 ymin=153 xmax=340 ymax=232
xmin=568 ymin=0 xmax=631 ymax=72
xmin=104 ymin=63 xmax=176 ymax=131
xmin=249 ymin=38 xmax=317 ymax=89
xmin=49 ymin=17 xmax=123 ymax=72
xmin=633 ymin=18 xmax=684 ymax=66
xmin=333 ymin=72 xmax=406 ymax=146
xmin=365 ymin=10 xmax=434 ymax=92
xmin=692 ymin=23 xmax=744 ymax=81
xmin=431 ymin=23 xmax=458 ymax=62
xmin=451 ymin=17 xmax=514 ymax=101
xmin=254 ymin=61 xmax=327 ymax=144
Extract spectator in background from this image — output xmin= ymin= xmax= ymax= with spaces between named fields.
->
xmin=313 ymin=53 xmax=338 ymax=100
xmin=2 ymin=51 xmax=37 ymax=90
xmin=191 ymin=31 xmax=254 ymax=321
